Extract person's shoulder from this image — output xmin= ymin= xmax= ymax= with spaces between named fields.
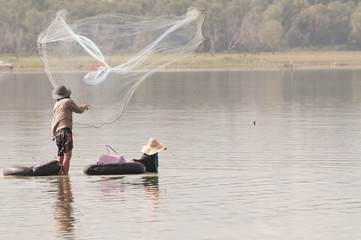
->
xmin=61 ymin=98 xmax=75 ymax=104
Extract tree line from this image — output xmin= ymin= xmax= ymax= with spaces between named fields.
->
xmin=2 ymin=0 xmax=361 ymax=57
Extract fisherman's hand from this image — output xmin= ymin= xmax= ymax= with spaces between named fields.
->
xmin=82 ymin=104 xmax=90 ymax=110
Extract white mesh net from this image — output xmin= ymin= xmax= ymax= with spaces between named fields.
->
xmin=38 ymin=8 xmax=205 ymax=127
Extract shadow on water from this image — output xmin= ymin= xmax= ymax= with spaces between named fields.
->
xmin=53 ymin=176 xmax=75 ymax=240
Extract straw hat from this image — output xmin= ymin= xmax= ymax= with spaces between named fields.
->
xmin=141 ymin=138 xmax=165 ymax=155
xmin=52 ymin=85 xmax=71 ymax=100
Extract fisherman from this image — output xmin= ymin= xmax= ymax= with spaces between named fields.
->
xmin=52 ymin=85 xmax=89 ymax=175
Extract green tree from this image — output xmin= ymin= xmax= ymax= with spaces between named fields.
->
xmin=224 ymin=0 xmax=250 ymax=52
xmin=295 ymin=4 xmax=332 ymax=49
xmin=349 ymin=3 xmax=361 ymax=49
xmin=240 ymin=12 xmax=264 ymax=53
xmin=259 ymin=20 xmax=284 ymax=52
xmin=326 ymin=1 xmax=353 ymax=47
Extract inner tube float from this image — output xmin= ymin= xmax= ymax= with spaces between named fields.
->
xmin=84 ymin=162 xmax=146 ymax=175
xmin=3 ymin=160 xmax=62 ymax=176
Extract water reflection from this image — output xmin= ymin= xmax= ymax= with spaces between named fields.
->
xmin=98 ymin=176 xmax=126 ymax=195
xmin=54 ymin=177 xmax=74 ymax=240
xmin=96 ymin=175 xmax=161 ymax=206
xmin=141 ymin=176 xmax=161 ymax=206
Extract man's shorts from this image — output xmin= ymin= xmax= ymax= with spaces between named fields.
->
xmin=55 ymin=128 xmax=73 ymax=156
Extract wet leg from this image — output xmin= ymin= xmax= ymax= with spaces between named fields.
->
xmin=62 ymin=150 xmax=72 ymax=175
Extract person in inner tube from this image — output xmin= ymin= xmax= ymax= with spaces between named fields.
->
xmin=51 ymin=85 xmax=89 ymax=175
xmin=132 ymin=138 xmax=166 ymax=173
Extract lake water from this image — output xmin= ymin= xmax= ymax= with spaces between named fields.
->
xmin=1 ymin=70 xmax=361 ymax=240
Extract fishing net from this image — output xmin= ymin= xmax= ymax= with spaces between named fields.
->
xmin=38 ymin=8 xmax=205 ymax=127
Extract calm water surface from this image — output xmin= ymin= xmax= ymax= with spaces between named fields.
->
xmin=1 ymin=70 xmax=361 ymax=239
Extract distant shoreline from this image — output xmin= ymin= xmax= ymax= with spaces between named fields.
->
xmin=2 ymin=51 xmax=361 ymax=72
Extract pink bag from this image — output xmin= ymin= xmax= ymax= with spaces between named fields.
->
xmin=97 ymin=145 xmax=126 ymax=164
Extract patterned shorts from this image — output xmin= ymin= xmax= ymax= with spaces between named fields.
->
xmin=55 ymin=128 xmax=73 ymax=156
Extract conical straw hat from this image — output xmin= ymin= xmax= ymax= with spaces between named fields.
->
xmin=141 ymin=138 xmax=165 ymax=155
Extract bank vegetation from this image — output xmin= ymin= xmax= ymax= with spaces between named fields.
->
xmin=2 ymin=0 xmax=361 ymax=70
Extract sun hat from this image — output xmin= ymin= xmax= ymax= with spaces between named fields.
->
xmin=52 ymin=85 xmax=71 ymax=100
xmin=141 ymin=138 xmax=166 ymax=155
